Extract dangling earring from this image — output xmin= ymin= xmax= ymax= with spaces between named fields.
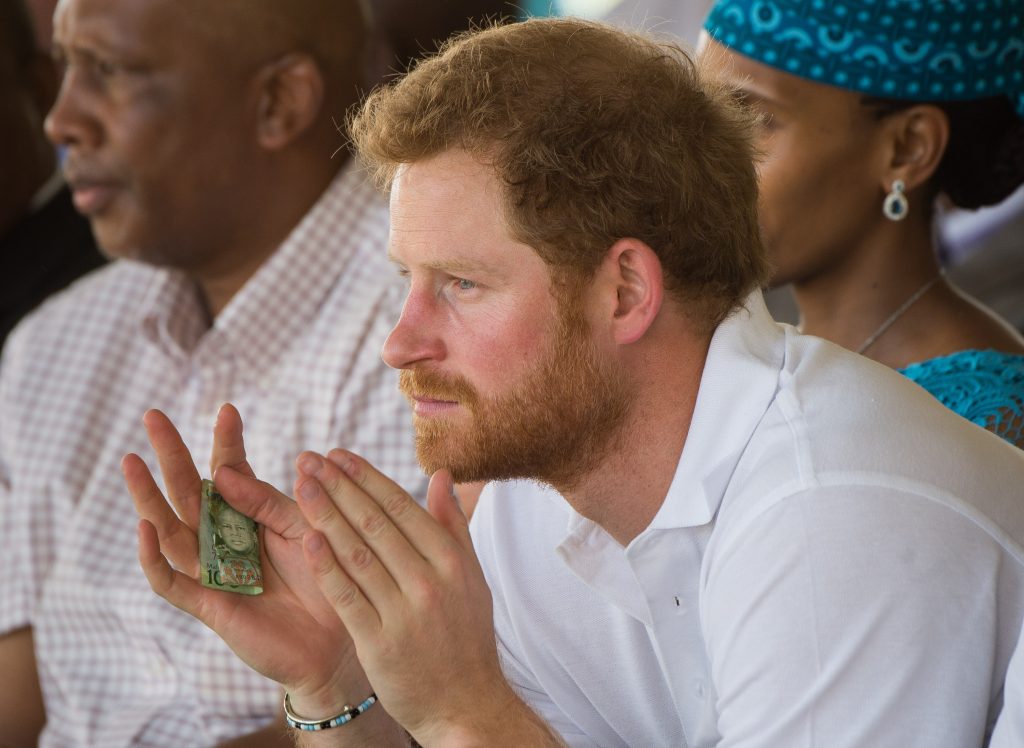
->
xmin=883 ymin=179 xmax=909 ymax=222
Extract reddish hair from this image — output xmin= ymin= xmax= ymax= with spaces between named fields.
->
xmin=350 ymin=18 xmax=767 ymax=329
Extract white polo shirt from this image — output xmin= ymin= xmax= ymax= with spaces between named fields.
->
xmin=991 ymin=619 xmax=1024 ymax=747
xmin=471 ymin=292 xmax=1024 ymax=747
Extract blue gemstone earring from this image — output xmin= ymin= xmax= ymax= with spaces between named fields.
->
xmin=883 ymin=179 xmax=909 ymax=222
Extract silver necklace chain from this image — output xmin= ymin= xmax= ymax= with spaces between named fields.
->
xmin=856 ymin=272 xmax=945 ymax=355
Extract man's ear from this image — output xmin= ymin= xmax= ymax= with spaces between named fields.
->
xmin=253 ymin=53 xmax=325 ymax=151
xmin=597 ymin=238 xmax=664 ymax=346
xmin=881 ymin=104 xmax=949 ymax=192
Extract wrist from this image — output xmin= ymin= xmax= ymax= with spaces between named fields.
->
xmin=286 ymin=670 xmax=374 ymax=721
xmin=288 ymin=693 xmax=406 ymax=748
xmin=284 ymin=691 xmax=378 ymax=731
xmin=411 ymin=683 xmax=557 ymax=747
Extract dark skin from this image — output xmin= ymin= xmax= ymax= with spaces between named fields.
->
xmin=4 ymin=0 xmax=368 ymax=744
xmin=44 ymin=0 xmax=364 ymax=317
xmin=706 ymin=41 xmax=1024 ymax=378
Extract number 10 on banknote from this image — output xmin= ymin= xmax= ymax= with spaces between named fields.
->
xmin=199 ymin=479 xmax=264 ymax=595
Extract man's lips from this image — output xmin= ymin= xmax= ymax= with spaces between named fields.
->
xmin=64 ymin=160 xmax=121 ymax=215
xmin=68 ymin=180 xmax=120 ymax=215
xmin=411 ymin=396 xmax=460 ymax=416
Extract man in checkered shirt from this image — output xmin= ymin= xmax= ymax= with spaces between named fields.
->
xmin=0 ymin=0 xmax=434 ymax=745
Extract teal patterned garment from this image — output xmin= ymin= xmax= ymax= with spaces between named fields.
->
xmin=899 ymin=350 xmax=1024 ymax=448
xmin=704 ymin=0 xmax=1024 ymax=118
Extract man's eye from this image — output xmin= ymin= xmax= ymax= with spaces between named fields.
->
xmin=95 ymin=58 xmax=120 ymax=76
xmin=456 ymin=278 xmax=476 ymax=291
xmin=81 ymin=54 xmax=122 ymax=79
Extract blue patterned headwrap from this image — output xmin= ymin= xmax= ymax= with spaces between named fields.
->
xmin=704 ymin=0 xmax=1024 ymax=118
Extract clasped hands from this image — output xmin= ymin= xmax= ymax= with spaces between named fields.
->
xmin=121 ymin=404 xmax=517 ymax=745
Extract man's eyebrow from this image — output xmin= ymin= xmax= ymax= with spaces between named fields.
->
xmin=386 ymin=252 xmax=494 ymax=275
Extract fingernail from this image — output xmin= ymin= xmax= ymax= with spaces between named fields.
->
xmin=297 ymin=454 xmax=323 ymax=476
xmin=326 ymin=450 xmax=353 ymax=474
xmin=298 ymin=479 xmax=319 ymax=501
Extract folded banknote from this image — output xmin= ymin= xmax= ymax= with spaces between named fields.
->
xmin=199 ymin=479 xmax=263 ymax=595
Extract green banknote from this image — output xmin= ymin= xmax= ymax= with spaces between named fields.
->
xmin=199 ymin=479 xmax=263 ymax=595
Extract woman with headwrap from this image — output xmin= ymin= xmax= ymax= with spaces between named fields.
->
xmin=703 ymin=0 xmax=1024 ymax=448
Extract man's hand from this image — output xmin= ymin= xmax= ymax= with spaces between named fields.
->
xmin=122 ymin=405 xmax=370 ymax=713
xmin=292 ymin=449 xmax=561 ymax=746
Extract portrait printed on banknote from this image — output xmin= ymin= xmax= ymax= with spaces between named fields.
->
xmin=213 ymin=503 xmax=262 ymax=585
xmin=199 ymin=479 xmax=263 ymax=595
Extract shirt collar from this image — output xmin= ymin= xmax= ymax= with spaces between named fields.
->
xmin=140 ymin=163 xmax=386 ymax=373
xmin=647 ymin=290 xmax=785 ymax=530
xmin=554 ymin=291 xmax=785 ymax=623
xmin=139 ymin=265 xmax=207 ymax=359
xmin=558 ymin=290 xmax=785 ymax=548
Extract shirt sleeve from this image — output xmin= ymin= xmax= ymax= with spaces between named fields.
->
xmin=0 ymin=453 xmax=29 ymax=635
xmin=0 ymin=324 xmax=54 ymax=635
xmin=701 ymin=484 xmax=1006 ymax=748
xmin=991 ymin=619 xmax=1024 ymax=748
xmin=495 ymin=636 xmax=591 ymax=746
xmin=471 ymin=489 xmax=589 ymax=746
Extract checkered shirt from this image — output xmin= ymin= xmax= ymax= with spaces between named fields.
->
xmin=0 ymin=164 xmax=426 ymax=746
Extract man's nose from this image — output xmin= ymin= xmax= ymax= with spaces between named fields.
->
xmin=382 ymin=288 xmax=446 ymax=370
xmin=44 ymin=66 xmax=102 ymax=152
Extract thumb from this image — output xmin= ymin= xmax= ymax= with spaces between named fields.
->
xmin=210 ymin=403 xmax=256 ymax=478
xmin=426 ymin=469 xmax=472 ymax=552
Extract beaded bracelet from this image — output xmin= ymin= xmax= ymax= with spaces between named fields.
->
xmin=283 ymin=691 xmax=379 ymax=731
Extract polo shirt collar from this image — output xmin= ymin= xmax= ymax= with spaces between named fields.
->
xmin=139 ymin=265 xmax=206 ymax=359
xmin=556 ymin=292 xmax=785 ymax=621
xmin=647 ymin=290 xmax=785 ymax=530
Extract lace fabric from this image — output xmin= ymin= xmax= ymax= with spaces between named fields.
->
xmin=899 ymin=350 xmax=1024 ymax=449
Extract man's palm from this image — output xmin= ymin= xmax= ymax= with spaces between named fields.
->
xmin=124 ymin=405 xmax=359 ymax=696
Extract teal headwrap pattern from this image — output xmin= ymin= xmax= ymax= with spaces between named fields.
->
xmin=704 ymin=0 xmax=1024 ymax=117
